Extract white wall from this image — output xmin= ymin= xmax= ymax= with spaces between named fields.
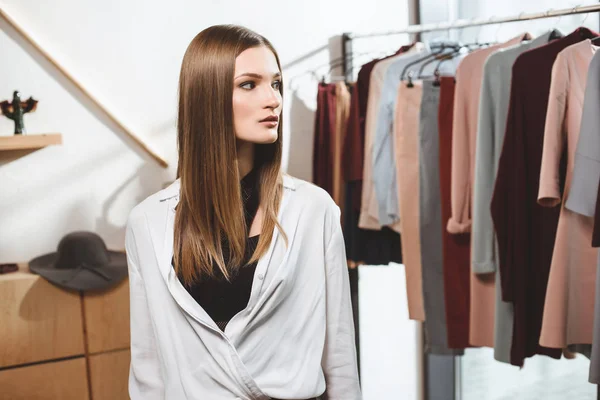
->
xmin=0 ymin=1 xmax=419 ymax=399
xmin=0 ymin=0 xmax=419 ymax=251
xmin=454 ymin=0 xmax=599 ymax=44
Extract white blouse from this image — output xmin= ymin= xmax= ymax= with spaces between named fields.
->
xmin=125 ymin=174 xmax=362 ymax=400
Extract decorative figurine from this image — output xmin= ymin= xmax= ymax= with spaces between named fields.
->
xmin=0 ymin=90 xmax=38 ymax=135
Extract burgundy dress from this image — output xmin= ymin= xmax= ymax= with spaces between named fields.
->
xmin=490 ymin=27 xmax=598 ymax=365
xmin=438 ymin=76 xmax=472 ymax=349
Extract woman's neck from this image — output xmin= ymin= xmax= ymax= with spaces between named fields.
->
xmin=236 ymin=140 xmax=255 ymax=179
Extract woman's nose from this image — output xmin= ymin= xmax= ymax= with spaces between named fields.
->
xmin=264 ymin=88 xmax=281 ymax=109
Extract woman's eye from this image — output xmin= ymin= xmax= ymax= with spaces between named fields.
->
xmin=272 ymin=80 xmax=281 ymax=90
xmin=240 ymin=82 xmax=255 ymax=90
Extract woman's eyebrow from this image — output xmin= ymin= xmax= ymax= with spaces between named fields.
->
xmin=235 ymin=72 xmax=281 ymax=80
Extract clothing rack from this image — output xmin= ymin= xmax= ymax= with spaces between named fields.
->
xmin=340 ymin=3 xmax=600 ymax=81
xmin=338 ymin=4 xmax=600 ymax=400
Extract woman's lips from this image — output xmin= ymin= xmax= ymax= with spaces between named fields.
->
xmin=260 ymin=121 xmax=278 ymax=128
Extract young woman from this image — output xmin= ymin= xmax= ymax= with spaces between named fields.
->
xmin=125 ymin=24 xmax=361 ymax=400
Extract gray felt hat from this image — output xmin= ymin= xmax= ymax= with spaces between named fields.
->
xmin=29 ymin=231 xmax=128 ymax=292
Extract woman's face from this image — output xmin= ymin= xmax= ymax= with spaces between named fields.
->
xmin=232 ymin=46 xmax=282 ymax=144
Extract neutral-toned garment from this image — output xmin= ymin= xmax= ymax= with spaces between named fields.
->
xmin=472 ymin=31 xmax=557 ymax=364
xmin=594 ymin=176 xmax=600 ymax=246
xmin=565 ymin=50 xmax=600 ymax=218
xmin=372 ymin=45 xmax=461 ymax=227
xmin=126 ymin=175 xmax=361 ymax=400
xmin=472 ymin=31 xmax=556 ymax=275
xmin=593 ymin=174 xmax=600 ymax=383
xmin=450 ymin=33 xmax=530 ymax=348
xmin=372 ymin=48 xmax=431 ymax=226
xmin=438 ymin=76 xmax=472 ymax=349
xmin=538 ymin=39 xmax=599 ymax=348
xmin=563 ymin=49 xmax=600 ymax=384
xmin=491 ymin=28 xmax=595 ymax=367
xmin=448 ymin=33 xmax=529 ymax=234
xmin=359 ymin=44 xmax=423 ymax=231
xmin=333 ymin=82 xmax=351 ymax=212
xmin=592 ymin=252 xmax=600 ymax=383
xmin=394 ymin=82 xmax=425 ymax=321
xmin=419 ymin=79 xmax=463 ymax=355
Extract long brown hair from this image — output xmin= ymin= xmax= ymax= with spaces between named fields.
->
xmin=174 ymin=24 xmax=287 ymax=286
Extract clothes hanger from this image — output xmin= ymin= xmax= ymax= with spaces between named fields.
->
xmin=319 ymin=46 xmax=405 ymax=83
xmin=399 ymin=44 xmax=449 ymax=82
xmin=416 ymin=44 xmax=461 ymax=78
xmin=432 ymin=48 xmax=466 ymax=86
xmin=404 ymin=45 xmax=455 ymax=87
xmin=548 ymin=28 xmax=564 ymax=41
xmin=418 ymin=52 xmax=454 ymax=79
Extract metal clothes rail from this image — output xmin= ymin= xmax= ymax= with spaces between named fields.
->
xmin=341 ymin=3 xmax=600 ymax=80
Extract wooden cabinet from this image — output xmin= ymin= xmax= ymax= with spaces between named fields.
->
xmin=84 ymin=279 xmax=130 ymax=354
xmin=0 ymin=358 xmax=89 ymax=400
xmin=89 ymin=349 xmax=131 ymax=400
xmin=0 ymin=263 xmax=85 ymax=368
xmin=0 ymin=264 xmax=130 ymax=398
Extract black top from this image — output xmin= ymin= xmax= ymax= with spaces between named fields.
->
xmin=173 ymin=167 xmax=261 ymax=332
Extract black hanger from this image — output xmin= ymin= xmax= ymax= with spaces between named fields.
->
xmin=400 ymin=46 xmax=448 ymax=81
xmin=463 ymin=41 xmax=494 ymax=50
xmin=548 ymin=29 xmax=564 ymax=41
xmin=416 ymin=45 xmax=460 ymax=78
xmin=413 ymin=46 xmax=461 ymax=80
xmin=432 ymin=70 xmax=443 ymax=87
xmin=419 ymin=56 xmax=451 ymax=80
xmin=429 ymin=46 xmax=467 ymax=86
xmin=406 ymin=71 xmax=415 ymax=88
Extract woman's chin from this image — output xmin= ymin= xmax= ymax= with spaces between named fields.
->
xmin=238 ymin=132 xmax=278 ymax=144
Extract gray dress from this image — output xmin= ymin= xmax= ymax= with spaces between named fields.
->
xmin=472 ymin=31 xmax=555 ymax=363
xmin=419 ymin=79 xmax=464 ymax=355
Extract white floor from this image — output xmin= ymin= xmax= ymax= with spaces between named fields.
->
xmin=358 ymin=264 xmax=596 ymax=400
xmin=459 ymin=348 xmax=596 ymax=400
xmin=359 ymin=263 xmax=421 ymax=400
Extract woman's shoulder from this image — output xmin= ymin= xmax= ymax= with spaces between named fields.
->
xmin=127 ymin=179 xmax=180 ymax=226
xmin=283 ymin=174 xmax=338 ymax=212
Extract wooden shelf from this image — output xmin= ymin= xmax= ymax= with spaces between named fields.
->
xmin=0 ymin=133 xmax=62 ymax=151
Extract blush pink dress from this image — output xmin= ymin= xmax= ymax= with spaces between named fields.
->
xmin=449 ymin=34 xmax=530 ymax=347
xmin=538 ymin=39 xmax=599 ymax=347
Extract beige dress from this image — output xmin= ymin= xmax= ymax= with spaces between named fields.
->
xmin=333 ymin=82 xmax=351 ymax=214
xmin=394 ymin=82 xmax=425 ymax=321
xmin=449 ymin=34 xmax=531 ymax=347
xmin=538 ymin=39 xmax=599 ymax=347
